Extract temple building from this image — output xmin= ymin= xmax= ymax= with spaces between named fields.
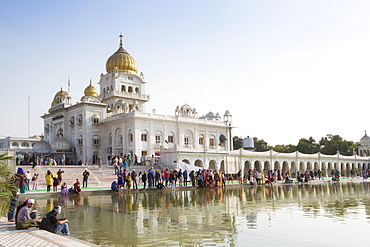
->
xmin=41 ymin=35 xmax=233 ymax=167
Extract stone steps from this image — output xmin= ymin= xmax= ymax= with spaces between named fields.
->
xmin=22 ymin=164 xmax=150 ymax=189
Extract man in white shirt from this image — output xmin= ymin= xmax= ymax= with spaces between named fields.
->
xmin=25 ymin=170 xmax=32 ymax=190
xmin=16 ymin=199 xmax=40 ymax=229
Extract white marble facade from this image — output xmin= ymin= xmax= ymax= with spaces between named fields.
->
xmin=41 ymin=36 xmax=233 ymax=166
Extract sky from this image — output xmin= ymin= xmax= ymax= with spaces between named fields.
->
xmin=1 ymin=0 xmax=370 ymax=146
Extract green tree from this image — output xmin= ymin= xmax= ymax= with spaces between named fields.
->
xmin=319 ymin=134 xmax=357 ymax=155
xmin=253 ymin=137 xmax=270 ymax=152
xmin=233 ymin=136 xmax=243 ymax=150
xmin=296 ymin=137 xmax=320 ymax=154
xmin=273 ymin=144 xmax=296 ymax=153
xmin=0 ymin=154 xmax=16 ymax=217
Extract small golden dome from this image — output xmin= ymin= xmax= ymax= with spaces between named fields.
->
xmin=106 ymin=35 xmax=138 ymax=74
xmin=84 ymin=80 xmax=98 ymax=97
xmin=51 ymin=88 xmax=67 ymax=106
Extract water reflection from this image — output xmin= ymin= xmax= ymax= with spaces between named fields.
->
xmin=31 ymin=182 xmax=370 ymax=246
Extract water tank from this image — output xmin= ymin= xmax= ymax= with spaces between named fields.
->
xmin=243 ymin=136 xmax=254 ymax=151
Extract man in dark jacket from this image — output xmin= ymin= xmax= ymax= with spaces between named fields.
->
xmin=39 ymin=206 xmax=70 ymax=235
xmin=131 ymin=170 xmax=138 ymax=189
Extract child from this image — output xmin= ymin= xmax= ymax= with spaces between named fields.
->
xmin=61 ymin=182 xmax=68 ymax=195
xmin=32 ymin=173 xmax=39 ymax=190
xmin=53 ymin=176 xmax=60 ymax=192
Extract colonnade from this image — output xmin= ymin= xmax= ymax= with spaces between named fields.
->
xmin=176 ymin=149 xmax=370 ymax=178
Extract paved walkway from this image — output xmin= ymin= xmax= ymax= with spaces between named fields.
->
xmin=0 ymin=218 xmax=98 ymax=247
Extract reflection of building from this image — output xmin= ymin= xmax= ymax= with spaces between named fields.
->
xmin=41 ymin=35 xmax=233 ymax=165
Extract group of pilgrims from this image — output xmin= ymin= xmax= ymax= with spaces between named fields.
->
xmin=111 ymin=167 xmax=233 ymax=191
xmin=110 ymin=167 xmax=297 ymax=191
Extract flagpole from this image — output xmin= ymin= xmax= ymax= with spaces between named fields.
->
xmin=68 ymin=77 xmax=70 ymax=93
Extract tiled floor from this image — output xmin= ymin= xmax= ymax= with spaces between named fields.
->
xmin=0 ymin=219 xmax=96 ymax=247
xmin=0 ymin=231 xmax=59 ymax=247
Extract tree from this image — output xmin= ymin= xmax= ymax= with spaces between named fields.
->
xmin=296 ymin=137 xmax=320 ymax=154
xmin=233 ymin=136 xmax=243 ymax=150
xmin=319 ymin=134 xmax=357 ymax=155
xmin=273 ymin=144 xmax=296 ymax=153
xmin=253 ymin=137 xmax=270 ymax=152
xmin=0 ymin=154 xmax=16 ymax=217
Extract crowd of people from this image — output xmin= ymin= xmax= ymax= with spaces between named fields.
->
xmin=9 ymin=166 xmax=87 ymax=196
xmin=17 ymin=152 xmax=73 ymax=167
xmin=111 ymin=167 xmax=237 ymax=192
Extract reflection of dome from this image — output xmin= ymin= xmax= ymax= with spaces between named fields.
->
xmin=360 ymin=132 xmax=370 ymax=146
xmin=84 ymin=80 xmax=98 ymax=97
xmin=106 ymin=35 xmax=138 ymax=74
xmin=52 ymin=138 xmax=71 ymax=152
xmin=33 ymin=139 xmax=52 ymax=153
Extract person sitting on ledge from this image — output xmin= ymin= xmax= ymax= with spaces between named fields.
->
xmin=285 ymin=176 xmax=293 ymax=184
xmin=111 ymin=180 xmax=119 ymax=192
xmin=16 ymin=199 xmax=40 ymax=229
xmin=332 ymin=176 xmax=340 ymax=182
xmin=39 ymin=206 xmax=70 ymax=235
xmin=265 ymin=179 xmax=272 ymax=186
xmin=73 ymin=179 xmax=81 ymax=194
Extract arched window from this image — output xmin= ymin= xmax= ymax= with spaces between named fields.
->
xmin=209 ymin=135 xmax=215 ymax=148
xmin=121 ymin=85 xmax=126 ymax=92
xmin=21 ymin=142 xmax=29 ymax=147
xmin=92 ymin=115 xmax=100 ymax=124
xmin=92 ymin=135 xmax=100 ymax=145
xmin=168 ymin=132 xmax=174 ymax=143
xmin=69 ymin=117 xmax=75 ymax=126
xmin=141 ymin=130 xmax=148 ymax=142
xmin=184 ymin=130 xmax=193 ymax=148
xmin=155 ymin=131 xmax=162 ymax=144
xmin=135 ymin=87 xmax=139 ymax=94
xmin=199 ymin=134 xmax=205 ymax=145
xmin=128 ymin=86 xmax=133 ymax=93
xmin=12 ymin=142 xmax=19 ymax=147
xmin=128 ymin=130 xmax=133 ymax=142
xmin=77 ymin=114 xmax=83 ymax=125
xmin=77 ymin=135 xmax=83 ymax=145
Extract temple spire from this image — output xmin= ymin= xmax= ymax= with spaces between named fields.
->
xmin=119 ymin=34 xmax=123 ymax=47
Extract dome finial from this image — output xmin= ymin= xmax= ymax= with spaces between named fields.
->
xmin=106 ymin=35 xmax=138 ymax=73
xmin=84 ymin=80 xmax=98 ymax=97
xmin=119 ymin=34 xmax=123 ymax=47
xmin=366 ymin=130 xmax=367 ymax=136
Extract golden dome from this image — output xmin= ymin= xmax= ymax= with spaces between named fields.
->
xmin=51 ymin=88 xmax=67 ymax=106
xmin=106 ymin=35 xmax=138 ymax=74
xmin=84 ymin=80 xmax=98 ymax=97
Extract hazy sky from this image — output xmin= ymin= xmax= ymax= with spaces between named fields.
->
xmin=1 ymin=0 xmax=370 ymax=146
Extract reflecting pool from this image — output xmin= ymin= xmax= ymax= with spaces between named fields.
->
xmin=31 ymin=182 xmax=370 ymax=246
